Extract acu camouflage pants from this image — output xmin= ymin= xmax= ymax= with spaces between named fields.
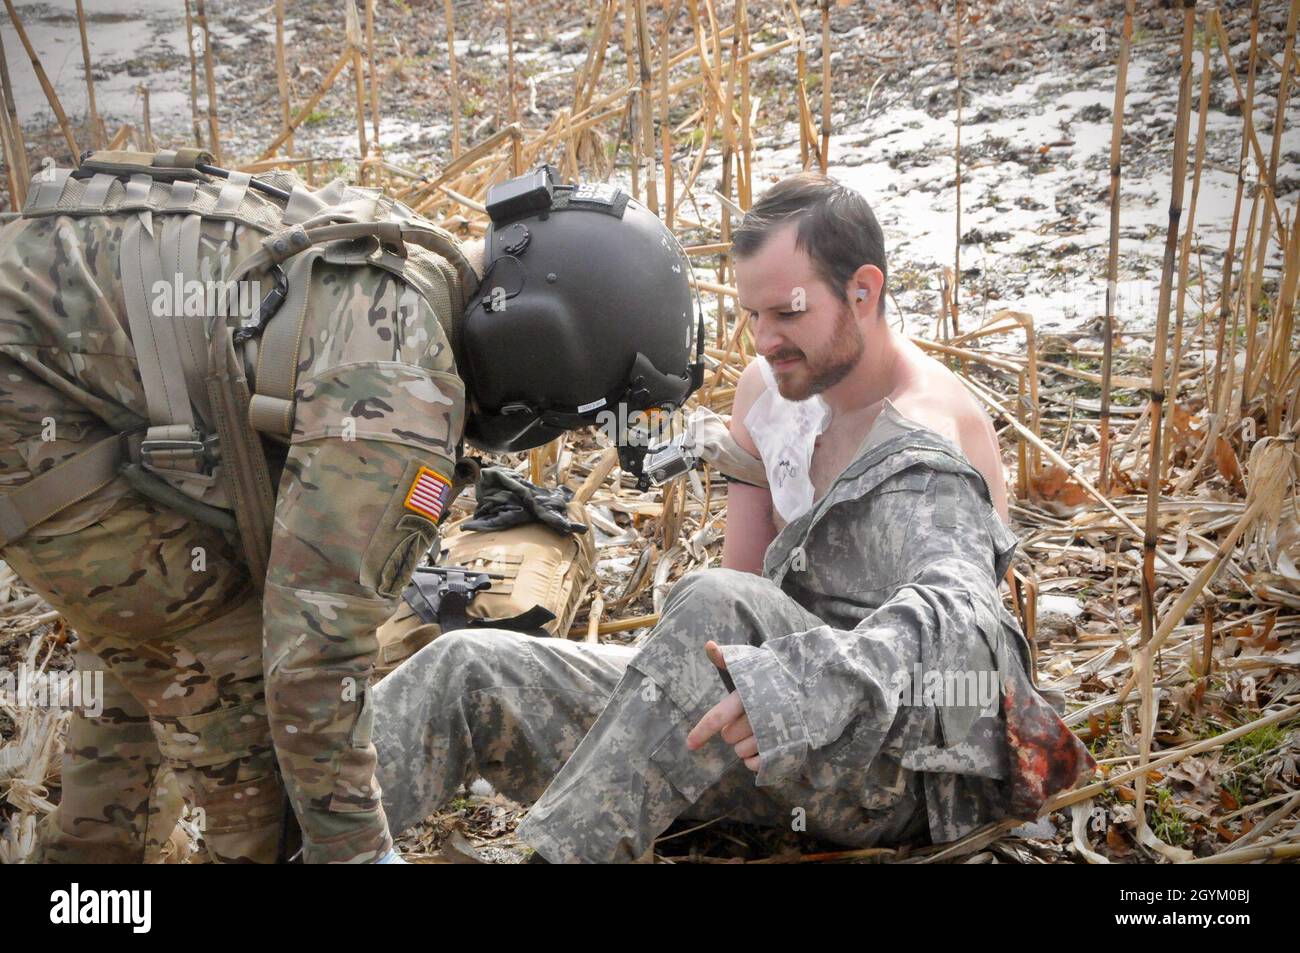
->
xmin=373 ymin=568 xmax=931 ymax=863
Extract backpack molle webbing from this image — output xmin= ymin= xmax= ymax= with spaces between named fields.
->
xmin=0 ymin=150 xmax=478 ymax=586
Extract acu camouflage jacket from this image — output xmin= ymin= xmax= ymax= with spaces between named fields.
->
xmin=719 ymin=400 xmax=1095 ymax=842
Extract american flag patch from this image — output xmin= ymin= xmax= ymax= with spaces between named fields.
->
xmin=404 ymin=466 xmax=452 ymax=523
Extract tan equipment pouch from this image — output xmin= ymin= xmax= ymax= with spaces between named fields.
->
xmin=374 ymin=500 xmax=595 ymax=677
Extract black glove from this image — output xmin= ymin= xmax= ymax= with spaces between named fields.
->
xmin=462 ymin=466 xmax=589 ymax=536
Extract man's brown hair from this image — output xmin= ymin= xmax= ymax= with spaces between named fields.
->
xmin=731 ymin=171 xmax=887 ymax=317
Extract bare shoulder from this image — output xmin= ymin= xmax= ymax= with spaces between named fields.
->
xmin=894 ymin=352 xmax=1009 ymax=518
xmin=728 ymin=359 xmax=769 ymax=458
xmin=893 ymin=356 xmax=999 ymax=465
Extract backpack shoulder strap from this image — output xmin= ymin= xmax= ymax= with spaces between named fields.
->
xmin=118 ymin=189 xmax=210 ymax=476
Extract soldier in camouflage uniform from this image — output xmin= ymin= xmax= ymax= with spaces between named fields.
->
xmin=0 ymin=166 xmax=465 ymax=863
xmin=1 ymin=157 xmax=703 ymax=864
xmin=373 ymin=401 xmax=1096 ymax=862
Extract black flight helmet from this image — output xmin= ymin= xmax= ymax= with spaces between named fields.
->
xmin=460 ymin=165 xmax=704 ymax=454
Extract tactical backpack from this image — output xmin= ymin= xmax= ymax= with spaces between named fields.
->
xmin=0 ymin=149 xmax=479 ymax=586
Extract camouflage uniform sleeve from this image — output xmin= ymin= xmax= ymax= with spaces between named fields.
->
xmin=719 ymin=466 xmax=1004 ymax=789
xmin=260 ymin=260 xmax=464 ymax=863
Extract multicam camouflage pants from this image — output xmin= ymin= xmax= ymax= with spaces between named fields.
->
xmin=39 ymin=645 xmax=186 ymax=864
xmin=373 ymin=568 xmax=931 ymax=863
xmin=9 ymin=493 xmax=288 ymax=864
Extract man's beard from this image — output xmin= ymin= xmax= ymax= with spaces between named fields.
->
xmin=772 ymin=302 xmax=866 ymax=401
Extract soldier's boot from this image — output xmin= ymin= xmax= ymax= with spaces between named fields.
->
xmin=517 ymin=569 xmax=823 ymax=863
xmin=372 ymin=629 xmax=637 ymax=836
xmin=41 ymin=646 xmax=186 ymax=864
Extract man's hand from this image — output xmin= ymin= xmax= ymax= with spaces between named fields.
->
xmin=685 ymin=641 xmax=760 ymax=772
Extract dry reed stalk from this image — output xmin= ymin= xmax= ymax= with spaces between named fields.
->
xmin=660 ymin=474 xmax=681 ymax=552
xmin=568 ymin=612 xmax=658 ymax=639
xmin=1099 ymin=0 xmax=1135 ymax=494
xmin=2 ymin=0 xmax=80 ymax=163
xmin=1266 ymin=197 xmax=1300 ymax=435
xmin=275 ymin=0 xmax=293 ymax=157
xmin=366 ymin=0 xmax=381 ymax=185
xmin=737 ymin=0 xmax=752 ymax=208
xmin=635 ymin=0 xmax=659 ymax=214
xmin=140 ymin=84 xmax=154 ymax=150
xmin=506 ymin=0 xmax=518 ymax=127
xmin=237 ymin=155 xmax=344 ymax=173
xmin=573 ymin=0 xmax=614 ymax=116
xmin=1207 ymin=3 xmax=1258 ymax=427
xmin=1208 ymin=5 xmax=1280 ymax=220
xmin=74 ymin=0 xmax=100 ymax=148
xmin=678 ymin=108 xmax=716 ymax=207
xmin=1161 ymin=16 xmax=1214 ymax=481
xmin=0 ymin=78 xmax=23 ymax=208
xmin=819 ymin=0 xmax=831 ymax=171
xmin=1140 ymin=0 xmax=1197 ymax=639
xmin=785 ymin=1 xmax=811 ymax=169
xmin=704 ymin=0 xmax=721 ymax=67
xmin=185 ymin=0 xmax=206 ymax=147
xmin=0 ymin=30 xmax=29 ymax=199
xmin=1189 ymin=842 xmax=1300 ymax=864
xmin=561 ymin=108 xmax=579 ymax=180
xmin=701 ymin=310 xmax=752 ymax=406
xmin=714 ymin=2 xmax=743 ymax=343
xmin=1239 ymin=184 xmax=1266 ymax=416
xmin=1135 ymin=2 xmax=1196 ymax=850
xmin=1173 ymin=235 xmax=1250 ymax=498
xmin=624 ymin=0 xmax=641 ymax=200
xmin=346 ymin=0 xmax=369 ymax=181
xmin=443 ymin=0 xmax=462 ymax=158
xmin=106 ymin=123 xmax=131 ymax=150
xmin=953 ymin=0 xmax=963 ymax=322
xmin=585 ymin=591 xmax=606 ymax=643
xmin=572 ymin=447 xmax=619 ymax=504
xmin=257 ymin=48 xmax=353 ymax=161
xmin=195 ymin=0 xmax=221 ymax=162
xmin=561 ymin=23 xmax=772 ymax=131
xmin=910 ymin=336 xmax=1022 ymax=376
xmin=0 ymin=81 xmax=21 ymax=209
xmin=1016 ymin=370 xmax=1029 ymax=499
xmin=436 ymin=183 xmax=486 ymax=213
xmin=660 ymin=0 xmax=678 ymax=226
xmin=975 ymin=310 xmax=1042 ymax=476
xmin=508 ymin=25 xmax=521 ymax=175
xmin=685 ymin=0 xmax=728 ymax=145
xmin=1252 ymin=0 xmax=1299 ymax=311
xmin=1199 ymin=600 xmax=1215 ymax=680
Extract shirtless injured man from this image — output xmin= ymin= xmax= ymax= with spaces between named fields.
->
xmin=371 ymin=172 xmax=1095 ymax=863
